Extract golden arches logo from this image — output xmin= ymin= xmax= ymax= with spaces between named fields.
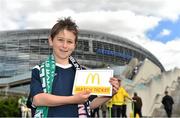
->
xmin=86 ymin=73 xmax=100 ymax=85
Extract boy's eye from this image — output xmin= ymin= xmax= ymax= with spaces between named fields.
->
xmin=58 ymin=38 xmax=64 ymax=41
xmin=67 ymin=40 xmax=73 ymax=43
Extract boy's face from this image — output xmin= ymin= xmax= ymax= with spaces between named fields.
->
xmin=49 ymin=29 xmax=76 ymax=62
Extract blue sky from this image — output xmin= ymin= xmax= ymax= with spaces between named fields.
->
xmin=147 ymin=18 xmax=180 ymax=43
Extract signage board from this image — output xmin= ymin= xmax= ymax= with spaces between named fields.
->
xmin=72 ymin=70 xmax=113 ymax=96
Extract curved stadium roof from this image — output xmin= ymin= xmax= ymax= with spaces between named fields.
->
xmin=0 ymin=29 xmax=165 ymax=79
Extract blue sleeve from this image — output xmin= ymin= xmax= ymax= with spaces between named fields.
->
xmin=30 ymin=67 xmax=43 ymax=98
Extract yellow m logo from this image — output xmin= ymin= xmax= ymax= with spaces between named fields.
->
xmin=86 ymin=73 xmax=100 ymax=85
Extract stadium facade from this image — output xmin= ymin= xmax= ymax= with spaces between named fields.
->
xmin=0 ymin=29 xmax=165 ymax=79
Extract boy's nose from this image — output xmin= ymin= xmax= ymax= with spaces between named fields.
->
xmin=62 ymin=41 xmax=68 ymax=48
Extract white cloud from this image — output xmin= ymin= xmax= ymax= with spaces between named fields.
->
xmin=139 ymin=37 xmax=180 ymax=70
xmin=0 ymin=0 xmax=180 ymax=70
xmin=160 ymin=29 xmax=171 ymax=36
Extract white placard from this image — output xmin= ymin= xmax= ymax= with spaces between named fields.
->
xmin=72 ymin=69 xmax=113 ymax=96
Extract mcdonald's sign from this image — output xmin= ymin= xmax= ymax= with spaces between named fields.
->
xmin=72 ymin=70 xmax=113 ymax=96
xmin=85 ymin=73 xmax=100 ymax=85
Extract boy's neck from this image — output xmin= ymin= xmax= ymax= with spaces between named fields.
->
xmin=56 ymin=59 xmax=69 ymax=65
xmin=56 ymin=63 xmax=72 ymax=69
xmin=54 ymin=55 xmax=69 ymax=65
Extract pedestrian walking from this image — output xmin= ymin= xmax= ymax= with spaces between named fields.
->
xmin=162 ymin=91 xmax=174 ymax=117
xmin=132 ymin=92 xmax=142 ymax=117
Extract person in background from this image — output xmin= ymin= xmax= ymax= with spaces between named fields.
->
xmin=122 ymin=98 xmax=128 ymax=118
xmin=111 ymin=79 xmax=132 ymax=117
xmin=132 ymin=92 xmax=143 ymax=117
xmin=162 ymin=91 xmax=174 ymax=118
xmin=18 ymin=96 xmax=31 ymax=118
xmin=29 ymin=17 xmax=120 ymax=117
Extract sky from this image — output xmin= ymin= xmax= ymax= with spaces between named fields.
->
xmin=0 ymin=0 xmax=180 ymax=71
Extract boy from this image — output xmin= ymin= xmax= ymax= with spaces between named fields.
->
xmin=30 ymin=17 xmax=120 ymax=117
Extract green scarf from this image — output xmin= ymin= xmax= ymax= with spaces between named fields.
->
xmin=34 ymin=55 xmax=55 ymax=118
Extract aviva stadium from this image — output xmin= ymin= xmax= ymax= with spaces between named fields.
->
xmin=0 ymin=29 xmax=165 ymax=94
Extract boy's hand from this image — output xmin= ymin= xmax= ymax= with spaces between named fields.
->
xmin=109 ymin=77 xmax=120 ymax=95
xmin=73 ymin=91 xmax=91 ymax=104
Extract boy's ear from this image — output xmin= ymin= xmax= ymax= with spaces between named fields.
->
xmin=48 ymin=36 xmax=53 ymax=46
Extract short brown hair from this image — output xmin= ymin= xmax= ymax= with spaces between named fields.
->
xmin=50 ymin=17 xmax=79 ymax=43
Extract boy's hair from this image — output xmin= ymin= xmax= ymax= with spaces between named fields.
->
xmin=50 ymin=17 xmax=79 ymax=43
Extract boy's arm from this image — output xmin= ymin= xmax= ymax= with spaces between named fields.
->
xmin=90 ymin=96 xmax=112 ymax=109
xmin=33 ymin=91 xmax=90 ymax=107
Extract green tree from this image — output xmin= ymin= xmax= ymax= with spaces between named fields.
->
xmin=0 ymin=96 xmax=21 ymax=117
